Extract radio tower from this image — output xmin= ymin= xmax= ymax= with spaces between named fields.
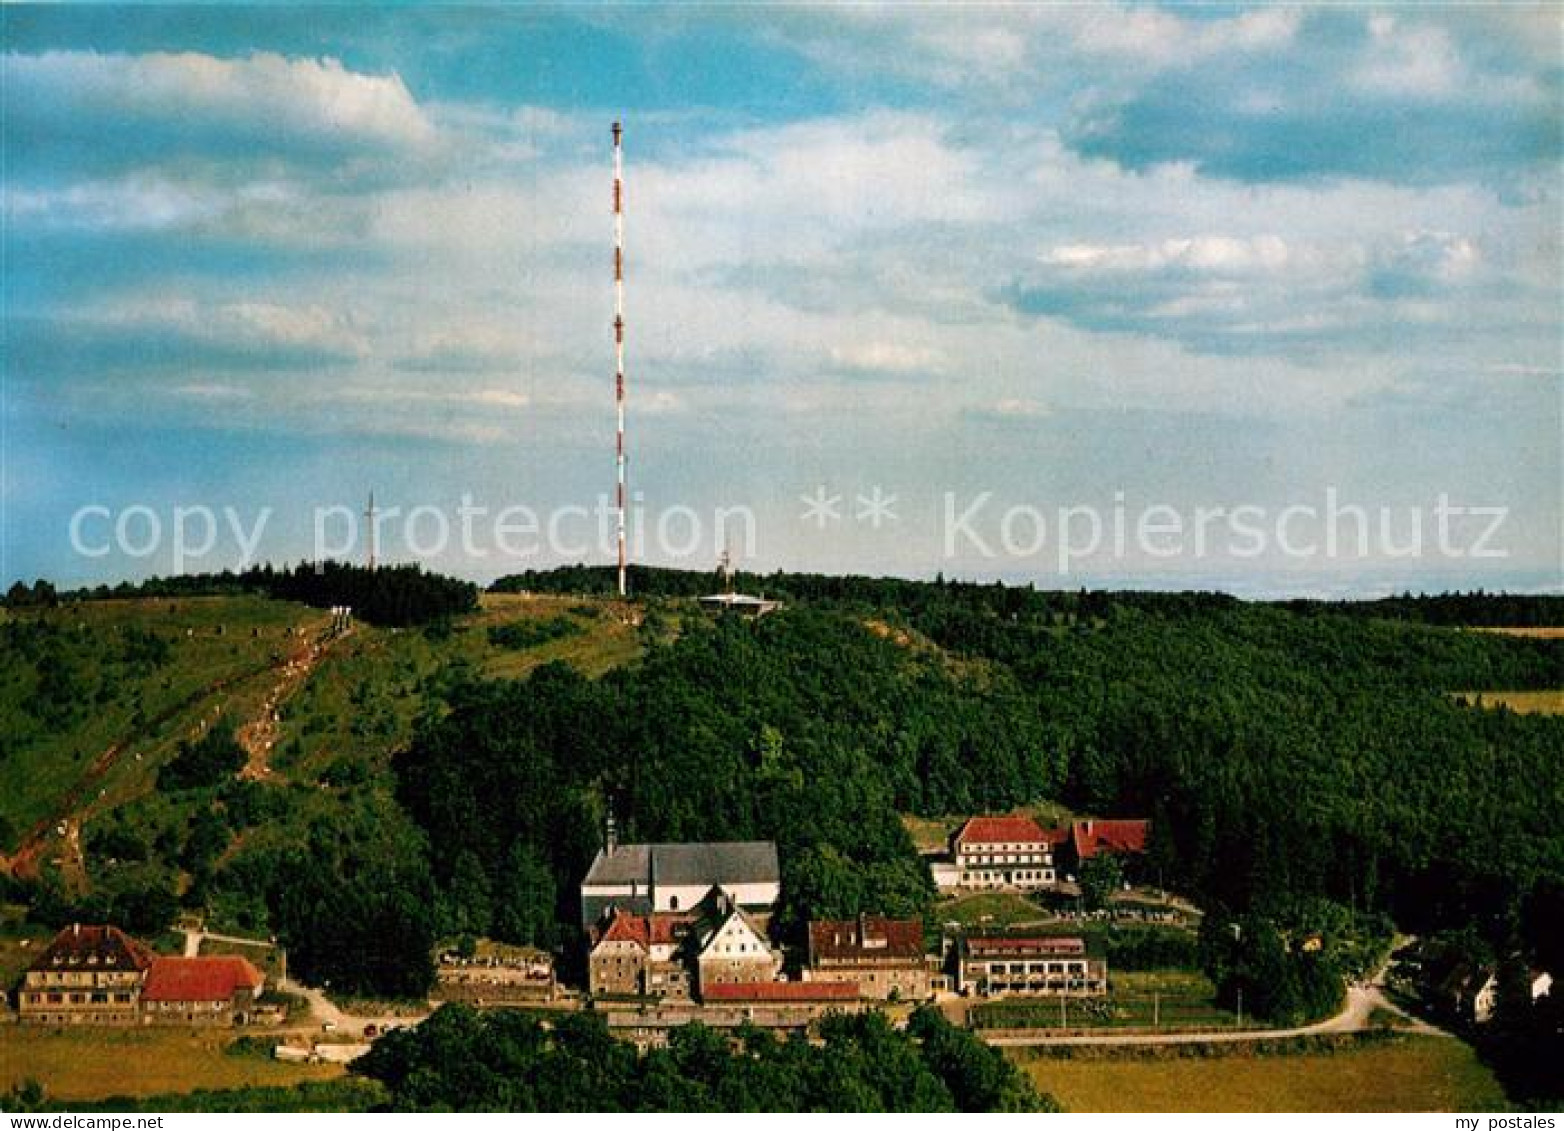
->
xmin=612 ymin=120 xmax=628 ymax=598
xmin=365 ymin=490 xmax=378 ymax=571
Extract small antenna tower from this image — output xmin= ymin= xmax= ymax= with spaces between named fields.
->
xmin=719 ymin=548 xmax=734 ymax=596
xmin=365 ymin=490 xmax=378 ymax=571
xmin=612 ymin=120 xmax=628 ymax=598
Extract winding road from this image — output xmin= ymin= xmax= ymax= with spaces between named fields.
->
xmin=982 ymin=954 xmax=1450 ymax=1047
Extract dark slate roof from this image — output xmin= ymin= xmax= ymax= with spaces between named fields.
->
xmin=32 ymin=924 xmax=156 ymax=974
xmin=583 ymin=841 xmax=780 ymax=889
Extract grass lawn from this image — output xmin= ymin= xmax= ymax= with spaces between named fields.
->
xmin=1017 ymin=1036 xmax=1508 ymax=1112
xmin=1454 ymin=690 xmax=1564 ymax=716
xmin=0 ymin=1027 xmax=343 ymax=1102
xmin=934 ymin=891 xmax=1048 ymax=930
xmin=974 ymin=970 xmax=1233 ymax=1033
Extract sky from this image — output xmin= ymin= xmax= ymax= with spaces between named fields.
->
xmin=3 ymin=3 xmax=1561 ymax=596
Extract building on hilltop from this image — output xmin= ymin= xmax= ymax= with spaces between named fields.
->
xmin=578 ymin=838 xmax=780 ymax=928
xmin=805 ymin=916 xmax=930 ymax=1000
xmin=955 ymin=934 xmax=1107 ymax=997
xmin=139 ymin=956 xmax=265 ymax=1026
xmin=1059 ymin=818 xmax=1151 ymax=877
xmin=586 ymin=889 xmax=782 ymax=1001
xmin=944 ymin=815 xmax=1065 ymax=891
xmin=693 ymin=895 xmax=782 ymax=993
xmin=16 ymin=923 xmax=154 ymax=1024
xmin=17 ymin=924 xmax=267 ymax=1026
xmin=587 ymin=908 xmax=695 ymax=1000
xmin=934 ymin=815 xmax=1153 ymax=891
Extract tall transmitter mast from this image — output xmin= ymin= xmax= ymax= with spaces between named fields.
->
xmin=612 ymin=120 xmax=628 ymax=598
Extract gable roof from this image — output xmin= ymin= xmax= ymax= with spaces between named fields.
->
xmin=593 ymin=909 xmax=690 ymax=952
xmin=583 ymin=841 xmax=780 ymax=890
xmin=596 ymin=909 xmax=650 ymax=950
xmin=1072 ymin=819 xmax=1150 ymax=860
xmin=697 ymin=902 xmax=772 ymax=958
xmin=809 ymin=917 xmax=924 ymax=962
xmin=954 ymin=816 xmax=1053 ymax=847
xmin=703 ymin=980 xmax=859 ymax=1003
xmin=32 ymin=924 xmax=156 ymax=974
xmin=141 ymin=956 xmax=264 ymax=1003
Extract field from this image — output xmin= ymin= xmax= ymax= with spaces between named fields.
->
xmin=934 ymin=891 xmax=1049 ymax=930
xmin=1455 ymin=689 xmax=1564 ymax=716
xmin=0 ymin=1027 xmax=343 ymax=1102
xmin=1017 ymin=1035 xmax=1508 ymax=1112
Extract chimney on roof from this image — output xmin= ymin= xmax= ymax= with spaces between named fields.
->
xmin=1084 ymin=819 xmax=1094 ymax=836
xmin=73 ymin=923 xmax=80 ymax=938
xmin=604 ymin=809 xmax=618 ymax=855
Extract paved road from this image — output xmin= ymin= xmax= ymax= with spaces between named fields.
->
xmin=984 ymin=952 xmax=1450 ymax=1048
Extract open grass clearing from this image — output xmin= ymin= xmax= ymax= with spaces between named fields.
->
xmin=1015 ymin=1034 xmax=1507 ymax=1112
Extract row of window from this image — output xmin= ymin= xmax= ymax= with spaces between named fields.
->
xmin=961 ymin=870 xmax=1055 ymax=884
xmin=969 ymin=961 xmax=1092 ymax=976
xmin=960 ymin=853 xmax=1052 ymax=865
xmin=24 ymin=991 xmax=135 ymax=1005
xmin=27 ymin=971 xmax=139 ymax=987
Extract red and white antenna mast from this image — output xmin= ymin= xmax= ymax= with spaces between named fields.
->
xmin=612 ymin=120 xmax=628 ymax=598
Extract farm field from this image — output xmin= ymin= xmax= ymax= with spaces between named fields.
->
xmin=1017 ymin=1036 xmax=1508 ymax=1112
xmin=0 ymin=1027 xmax=342 ymax=1101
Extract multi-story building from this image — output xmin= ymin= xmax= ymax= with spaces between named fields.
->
xmin=956 ymin=935 xmax=1107 ymax=997
xmin=805 ymin=916 xmax=930 ymax=1001
xmin=587 ymin=909 xmax=694 ymax=1000
xmin=694 ymin=899 xmax=782 ymax=992
xmin=16 ymin=923 xmax=154 ymax=1025
xmin=17 ymin=924 xmax=266 ymax=1026
xmin=947 ymin=816 xmax=1062 ymax=891
xmin=587 ymin=890 xmax=782 ymax=1001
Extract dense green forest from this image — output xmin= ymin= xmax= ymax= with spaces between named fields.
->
xmin=17 ymin=562 xmax=479 ymax=627
xmin=352 ymin=1004 xmax=1054 ymax=1112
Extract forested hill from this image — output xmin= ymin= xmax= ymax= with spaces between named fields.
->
xmin=3 ymin=566 xmax=1561 ymax=1101
xmin=421 ymin=576 xmax=1562 ymax=952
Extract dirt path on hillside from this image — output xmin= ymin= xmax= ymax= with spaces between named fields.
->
xmin=236 ymin=624 xmax=349 ymax=781
xmin=0 ymin=618 xmax=333 ymax=881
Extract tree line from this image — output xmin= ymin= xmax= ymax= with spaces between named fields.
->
xmin=353 ymin=1003 xmax=1055 ymax=1112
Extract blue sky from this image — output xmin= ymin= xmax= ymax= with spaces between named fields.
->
xmin=3 ymin=4 xmax=1560 ymax=594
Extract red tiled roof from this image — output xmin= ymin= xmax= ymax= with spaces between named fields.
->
xmin=1072 ymin=819 xmax=1150 ymax=861
xmin=954 ymin=816 xmax=1050 ymax=847
xmin=141 ymin=956 xmax=264 ymax=1003
xmin=597 ymin=909 xmax=650 ymax=949
xmin=595 ymin=909 xmax=690 ymax=950
xmin=809 ymin=917 xmax=924 ymax=962
xmin=33 ymin=924 xmax=156 ymax=974
xmin=703 ymin=980 xmax=859 ymax=1003
xmin=967 ymin=936 xmax=1086 ymax=957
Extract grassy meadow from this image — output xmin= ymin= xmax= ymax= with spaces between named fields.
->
xmin=1017 ymin=1035 xmax=1508 ymax=1112
xmin=0 ymin=1027 xmax=343 ymax=1102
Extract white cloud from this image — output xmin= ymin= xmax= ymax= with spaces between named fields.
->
xmin=7 ymin=50 xmax=434 ymax=152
